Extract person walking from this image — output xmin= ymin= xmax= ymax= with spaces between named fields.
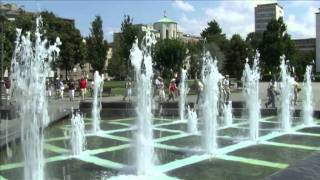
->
xmin=293 ymin=77 xmax=301 ymax=106
xmin=222 ymin=75 xmax=231 ymax=104
xmin=196 ymin=80 xmax=204 ymax=105
xmin=167 ymin=79 xmax=177 ymax=102
xmin=123 ymin=80 xmax=132 ymax=101
xmin=68 ymin=79 xmax=75 ymax=101
xmin=265 ymin=82 xmax=277 ymax=108
xmin=79 ymin=77 xmax=87 ymax=101
xmin=158 ymin=77 xmax=166 ymax=102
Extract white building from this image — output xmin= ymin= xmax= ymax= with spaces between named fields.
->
xmin=316 ymin=9 xmax=320 ymax=72
xmin=153 ymin=15 xmax=178 ymax=39
xmin=255 ymin=3 xmax=284 ymax=33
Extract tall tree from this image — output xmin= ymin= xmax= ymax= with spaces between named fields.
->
xmin=120 ymin=15 xmax=139 ymax=74
xmin=246 ymin=32 xmax=262 ymax=65
xmin=153 ymin=39 xmax=187 ymax=78
xmin=186 ymin=41 xmax=202 ymax=79
xmin=2 ymin=10 xmax=86 ymax=78
xmin=259 ymin=17 xmax=296 ymax=74
xmin=225 ymin=34 xmax=248 ymax=78
xmin=107 ymin=15 xmax=138 ymax=80
xmin=41 ymin=11 xmax=86 ymax=78
xmin=201 ymin=20 xmax=229 ymax=71
xmin=87 ymin=15 xmax=108 ymax=74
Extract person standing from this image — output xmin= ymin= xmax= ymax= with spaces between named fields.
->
xmin=265 ymin=82 xmax=277 ymax=108
xmin=59 ymin=79 xmax=64 ymax=99
xmin=123 ymin=80 xmax=132 ymax=101
xmin=79 ymin=77 xmax=87 ymax=101
xmin=167 ymin=79 xmax=177 ymax=102
xmin=222 ymin=75 xmax=231 ymax=103
xmin=158 ymin=77 xmax=165 ymax=102
xmin=196 ymin=80 xmax=204 ymax=105
xmin=4 ymin=77 xmax=11 ymax=101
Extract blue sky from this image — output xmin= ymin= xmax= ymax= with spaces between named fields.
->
xmin=4 ymin=0 xmax=320 ymax=42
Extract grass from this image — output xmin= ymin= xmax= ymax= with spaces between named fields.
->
xmin=100 ymin=80 xmax=198 ymax=96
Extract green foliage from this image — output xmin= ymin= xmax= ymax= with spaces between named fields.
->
xmin=107 ymin=34 xmax=127 ymax=80
xmin=87 ymin=15 xmax=108 ymax=74
xmin=108 ymin=15 xmax=138 ymax=80
xmin=153 ymin=39 xmax=187 ymax=78
xmin=201 ymin=20 xmax=229 ymax=71
xmin=291 ymin=50 xmax=315 ymax=80
xmin=259 ymin=17 xmax=296 ymax=74
xmin=246 ymin=32 xmax=262 ymax=65
xmin=186 ymin=41 xmax=202 ymax=79
xmin=2 ymin=10 xmax=86 ymax=79
xmin=40 ymin=11 xmax=86 ymax=78
xmin=225 ymin=34 xmax=248 ymax=78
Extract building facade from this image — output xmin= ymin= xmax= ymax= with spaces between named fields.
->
xmin=153 ymin=15 xmax=178 ymax=40
xmin=255 ymin=3 xmax=284 ymax=33
xmin=316 ymin=9 xmax=320 ymax=72
xmin=293 ymin=38 xmax=316 ymax=52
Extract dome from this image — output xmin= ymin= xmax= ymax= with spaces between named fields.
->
xmin=157 ymin=16 xmax=177 ymax=24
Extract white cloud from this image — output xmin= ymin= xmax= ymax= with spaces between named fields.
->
xmin=177 ymin=1 xmax=319 ymax=39
xmin=285 ymin=5 xmax=317 ymax=38
xmin=178 ymin=1 xmax=255 ymax=38
xmin=173 ymin=0 xmax=195 ymax=12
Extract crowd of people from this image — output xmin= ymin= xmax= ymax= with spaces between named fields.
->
xmin=45 ymin=75 xmax=96 ymax=101
xmin=2 ymin=70 xmax=304 ymax=108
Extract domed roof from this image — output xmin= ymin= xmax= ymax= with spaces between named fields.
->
xmin=157 ymin=15 xmax=177 ymax=24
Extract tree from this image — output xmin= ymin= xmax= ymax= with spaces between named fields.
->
xmin=107 ymin=15 xmax=138 ymax=80
xmin=153 ymin=39 xmax=187 ymax=78
xmin=201 ymin=20 xmax=229 ymax=71
xmin=87 ymin=15 xmax=108 ymax=74
xmin=2 ymin=10 xmax=86 ymax=79
xmin=40 ymin=11 xmax=87 ymax=78
xmin=225 ymin=34 xmax=249 ymax=78
xmin=259 ymin=17 xmax=296 ymax=74
xmin=246 ymin=32 xmax=262 ymax=65
xmin=107 ymin=34 xmax=127 ymax=80
xmin=120 ymin=15 xmax=139 ymax=74
xmin=186 ymin=41 xmax=202 ymax=79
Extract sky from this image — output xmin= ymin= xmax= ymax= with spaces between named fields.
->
xmin=4 ymin=0 xmax=320 ymax=42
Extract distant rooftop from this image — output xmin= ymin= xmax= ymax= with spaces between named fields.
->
xmin=256 ymin=3 xmax=283 ymax=9
xmin=157 ymin=15 xmax=176 ymax=24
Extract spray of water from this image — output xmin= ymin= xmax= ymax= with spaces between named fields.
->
xmin=130 ymin=29 xmax=156 ymax=175
xmin=187 ymin=106 xmax=198 ymax=134
xmin=92 ymin=71 xmax=103 ymax=133
xmin=302 ymin=65 xmax=314 ymax=126
xmin=11 ymin=17 xmax=61 ymax=180
xmin=70 ymin=112 xmax=86 ymax=156
xmin=179 ymin=68 xmax=189 ymax=121
xmin=223 ymin=101 xmax=233 ymax=127
xmin=279 ymin=56 xmax=295 ymax=132
xmin=201 ymin=51 xmax=223 ymax=154
xmin=242 ymin=53 xmax=261 ymax=141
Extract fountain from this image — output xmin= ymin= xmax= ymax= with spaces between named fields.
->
xmin=130 ymin=29 xmax=156 ymax=174
xmin=179 ymin=68 xmax=189 ymax=122
xmin=201 ymin=51 xmax=223 ymax=154
xmin=92 ymin=71 xmax=103 ymax=133
xmin=242 ymin=53 xmax=261 ymax=142
xmin=279 ymin=56 xmax=295 ymax=132
xmin=223 ymin=101 xmax=233 ymax=127
xmin=70 ymin=112 xmax=86 ymax=156
xmin=302 ymin=65 xmax=314 ymax=126
xmin=10 ymin=17 xmax=61 ymax=180
xmin=187 ymin=106 xmax=198 ymax=134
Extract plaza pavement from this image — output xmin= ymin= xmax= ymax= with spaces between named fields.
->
xmin=0 ymin=82 xmax=319 ymax=147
